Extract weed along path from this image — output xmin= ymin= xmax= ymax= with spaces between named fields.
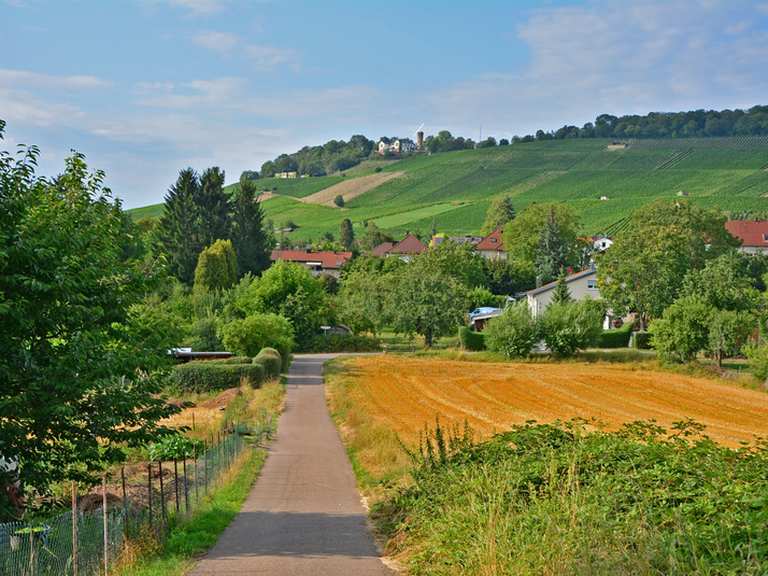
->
xmin=190 ymin=354 xmax=392 ymax=576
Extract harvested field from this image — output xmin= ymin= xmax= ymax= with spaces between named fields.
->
xmin=338 ymin=356 xmax=768 ymax=447
xmin=301 ymin=171 xmax=404 ymax=206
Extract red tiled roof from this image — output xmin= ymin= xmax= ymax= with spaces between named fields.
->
xmin=475 ymin=228 xmax=504 ymax=252
xmin=725 ymin=220 xmax=768 ymax=247
xmin=270 ymin=250 xmax=353 ymax=270
xmin=389 ymin=233 xmax=427 ymax=255
xmin=371 ymin=241 xmax=394 ymax=257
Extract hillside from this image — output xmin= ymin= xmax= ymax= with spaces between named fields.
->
xmin=129 ymin=137 xmax=768 ymax=240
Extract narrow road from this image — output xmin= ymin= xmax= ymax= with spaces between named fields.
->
xmin=190 ymin=354 xmax=392 ymax=575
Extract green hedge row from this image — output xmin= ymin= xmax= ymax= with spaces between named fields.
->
xmin=458 ymin=326 xmax=486 ymax=351
xmin=596 ymin=323 xmax=633 ymax=348
xmin=203 ymin=355 xmax=252 ymax=364
xmin=304 ymin=334 xmax=381 ymax=353
xmin=171 ymin=362 xmax=265 ymax=392
xmin=633 ymin=331 xmax=654 ymax=350
xmin=253 ymin=347 xmax=282 ymax=378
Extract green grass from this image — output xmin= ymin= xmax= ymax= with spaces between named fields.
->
xmin=129 ymin=137 xmax=768 ymax=240
xmin=116 ymin=449 xmax=264 ymax=576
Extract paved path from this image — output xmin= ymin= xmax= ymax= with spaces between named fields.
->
xmin=190 ymin=354 xmax=392 ymax=575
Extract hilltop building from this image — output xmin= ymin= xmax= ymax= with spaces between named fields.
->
xmin=371 ymin=233 xmax=427 ymax=262
xmin=725 ymin=220 xmax=768 ymax=254
xmin=377 ymin=138 xmax=417 ymax=155
xmin=475 ymin=228 xmax=506 ymax=261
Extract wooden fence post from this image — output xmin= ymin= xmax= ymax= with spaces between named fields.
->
xmin=159 ymin=461 xmax=167 ymax=525
xmin=173 ymin=459 xmax=180 ymax=514
xmin=147 ymin=463 xmax=153 ymax=531
xmin=102 ymin=475 xmax=108 ymax=576
xmin=71 ymin=482 xmax=78 ymax=576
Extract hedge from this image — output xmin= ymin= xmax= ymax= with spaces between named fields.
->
xmin=458 ymin=326 xmax=486 ymax=351
xmin=632 ymin=331 xmax=654 ymax=350
xmin=195 ymin=355 xmax=252 ymax=365
xmin=304 ymin=334 xmax=381 ymax=353
xmin=254 ymin=347 xmax=282 ymax=378
xmin=596 ymin=323 xmax=633 ymax=348
xmin=171 ymin=362 xmax=265 ymax=392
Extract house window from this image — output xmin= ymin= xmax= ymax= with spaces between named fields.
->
xmin=587 ymin=280 xmax=598 ymax=289
xmin=763 ymin=233 xmax=768 ymax=242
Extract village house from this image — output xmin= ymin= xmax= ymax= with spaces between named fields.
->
xmin=371 ymin=233 xmax=427 ymax=262
xmin=526 ymin=267 xmax=600 ymax=318
xmin=270 ymin=249 xmax=353 ymax=277
xmin=725 ymin=220 xmax=768 ymax=254
xmin=474 ymin=228 xmax=506 ymax=260
xmin=592 ymin=235 xmax=613 ymax=252
xmin=377 ymin=138 xmax=417 ymax=155
xmin=274 ymin=171 xmax=298 ymax=179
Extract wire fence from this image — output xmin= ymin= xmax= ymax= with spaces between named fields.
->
xmin=0 ymin=418 xmax=273 ymax=576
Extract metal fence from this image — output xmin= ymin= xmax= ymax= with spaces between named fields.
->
xmin=0 ymin=418 xmax=273 ymax=576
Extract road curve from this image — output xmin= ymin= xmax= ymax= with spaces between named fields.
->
xmin=189 ymin=353 xmax=392 ymax=576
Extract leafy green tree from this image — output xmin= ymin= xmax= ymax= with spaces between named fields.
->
xmin=360 ymin=221 xmax=393 ymax=251
xmin=0 ymin=135 xmax=177 ymax=499
xmin=539 ymin=300 xmax=606 ymax=357
xmin=680 ymin=252 xmax=762 ymax=312
xmin=340 ymin=218 xmax=355 ymax=251
xmin=219 ymin=313 xmax=294 ymax=359
xmin=197 ymin=166 xmax=230 ymax=246
xmin=707 ymin=310 xmax=753 ymax=367
xmin=551 ymin=273 xmax=572 ymax=304
xmin=482 ymin=196 xmax=516 ymax=234
xmin=194 ymin=239 xmax=238 ymax=292
xmin=233 ymin=261 xmax=330 ymax=348
xmin=484 ymin=302 xmax=538 ymax=358
xmin=598 ymin=201 xmax=738 ymax=327
xmin=650 ymin=296 xmax=713 ymax=363
xmin=158 ymin=168 xmax=202 ymax=284
xmin=337 ymin=269 xmax=393 ymax=335
xmin=467 ymin=286 xmax=505 ymax=310
xmin=483 ymin=258 xmax=536 ymax=295
xmin=504 ymin=203 xmax=581 ymax=282
xmin=232 ymin=177 xmax=271 ymax=277
xmin=418 ymin=241 xmax=487 ymax=287
xmin=334 ymin=194 xmax=345 ymax=207
xmin=389 ymin=262 xmax=468 ymax=347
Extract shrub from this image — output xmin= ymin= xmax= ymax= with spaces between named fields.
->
xmin=596 ymin=322 xmax=633 ymax=348
xmin=650 ymin=296 xmax=712 ymax=363
xmin=254 ymin=347 xmax=282 ymax=378
xmin=334 ymin=194 xmax=345 ymax=207
xmin=484 ymin=302 xmax=537 ymax=358
xmin=633 ymin=331 xmax=653 ymax=349
xmin=219 ymin=313 xmax=294 ymax=360
xmin=171 ymin=362 xmax=265 ymax=392
xmin=198 ymin=356 xmax=252 ymax=364
xmin=539 ymin=299 xmax=605 ymax=357
xmin=194 ymin=239 xmax=238 ymax=292
xmin=304 ymin=334 xmax=381 ymax=353
xmin=745 ymin=342 xmax=768 ymax=383
xmin=458 ymin=326 xmax=486 ymax=351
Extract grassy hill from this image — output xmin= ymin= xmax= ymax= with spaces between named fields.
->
xmin=129 ymin=137 xmax=768 ymax=240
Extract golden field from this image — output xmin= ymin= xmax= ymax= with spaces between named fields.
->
xmin=331 ymin=355 xmax=768 ymax=448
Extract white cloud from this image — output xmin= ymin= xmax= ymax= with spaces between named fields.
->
xmin=0 ymin=69 xmax=111 ymax=90
xmin=245 ymin=44 xmax=297 ymax=70
xmin=167 ymin=0 xmax=223 ymax=14
xmin=193 ymin=30 xmax=239 ymax=53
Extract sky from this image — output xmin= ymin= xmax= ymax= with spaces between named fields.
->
xmin=2 ymin=0 xmax=768 ymax=208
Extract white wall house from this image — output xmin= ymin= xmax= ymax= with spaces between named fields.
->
xmin=377 ymin=138 xmax=417 ymax=155
xmin=526 ymin=268 xmax=600 ymax=318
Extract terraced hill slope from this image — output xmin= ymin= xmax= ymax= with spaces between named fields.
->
xmin=129 ymin=137 xmax=768 ymax=240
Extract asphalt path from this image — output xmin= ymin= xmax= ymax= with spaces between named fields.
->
xmin=189 ymin=353 xmax=392 ymax=575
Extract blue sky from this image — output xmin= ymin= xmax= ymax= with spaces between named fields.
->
xmin=3 ymin=0 xmax=768 ymax=207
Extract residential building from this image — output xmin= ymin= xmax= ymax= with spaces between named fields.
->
xmin=475 ymin=228 xmax=507 ymax=260
xmin=526 ymin=267 xmax=600 ymax=318
xmin=274 ymin=171 xmax=298 ymax=179
xmin=270 ymin=249 xmax=353 ymax=277
xmin=371 ymin=233 xmax=427 ymax=262
xmin=377 ymin=138 xmax=417 ymax=155
xmin=592 ymin=235 xmax=613 ymax=252
xmin=725 ymin=220 xmax=768 ymax=254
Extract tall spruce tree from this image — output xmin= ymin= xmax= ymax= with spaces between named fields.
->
xmin=340 ymin=218 xmax=355 ymax=251
xmin=535 ymin=207 xmax=570 ymax=284
xmin=158 ymin=168 xmax=202 ymax=284
xmin=551 ymin=273 xmax=572 ymax=304
xmin=232 ymin=178 xmax=271 ymax=276
xmin=197 ymin=167 xmax=230 ymax=246
xmin=483 ymin=196 xmax=516 ymax=233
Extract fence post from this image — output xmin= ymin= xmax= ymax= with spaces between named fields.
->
xmin=71 ymin=482 xmax=78 ymax=576
xmin=204 ymin=440 xmax=209 ymax=495
xmin=182 ymin=457 xmax=190 ymax=514
xmin=102 ymin=475 xmax=109 ymax=576
xmin=121 ymin=467 xmax=128 ymax=532
xmin=147 ymin=463 xmax=153 ymax=532
xmin=173 ymin=459 xmax=180 ymax=514
xmin=159 ymin=461 xmax=167 ymax=525
xmin=194 ymin=449 xmax=199 ymax=505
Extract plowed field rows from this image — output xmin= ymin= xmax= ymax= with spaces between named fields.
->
xmin=342 ymin=356 xmax=768 ymax=446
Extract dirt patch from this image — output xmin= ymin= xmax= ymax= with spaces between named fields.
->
xmin=607 ymin=143 xmax=628 ymax=151
xmin=341 ymin=356 xmax=768 ymax=447
xmin=300 ymin=171 xmax=404 ymax=207
xmin=256 ymin=191 xmax=275 ymax=202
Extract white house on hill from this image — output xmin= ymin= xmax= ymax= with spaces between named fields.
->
xmin=526 ymin=268 xmax=600 ymax=318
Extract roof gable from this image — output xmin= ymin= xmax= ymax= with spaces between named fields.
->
xmin=390 ymin=233 xmax=426 ymax=254
xmin=475 ymin=228 xmax=504 ymax=251
xmin=725 ymin=220 xmax=768 ymax=247
xmin=526 ymin=268 xmax=597 ymax=297
xmin=271 ymin=249 xmax=352 ymax=269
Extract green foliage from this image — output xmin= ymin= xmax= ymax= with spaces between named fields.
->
xmin=197 ymin=167 xmax=230 ymax=247
xmin=707 ymin=309 xmax=754 ymax=366
xmin=170 ymin=362 xmax=264 ymax=392
xmin=457 ymin=327 xmax=486 ymax=351
xmin=231 ymin=178 xmax=271 ymax=277
xmin=0 ymin=137 xmax=178 ymax=494
xmin=334 ymin=194 xmax=345 ymax=207
xmin=253 ymin=348 xmax=282 ymax=378
xmin=304 ymin=333 xmax=381 ymax=353
xmin=389 ymin=261 xmax=469 ymax=347
xmin=219 ymin=313 xmax=294 ymax=360
xmin=382 ymin=419 xmax=768 ymax=575
xmin=745 ymin=342 xmax=768 ymax=382
xmin=596 ymin=322 xmax=633 ymax=348
xmin=194 ymin=239 xmax=238 ymax=292
xmin=598 ymin=200 xmax=738 ymax=326
xmin=632 ymin=331 xmax=654 ymax=350
xmin=232 ymin=261 xmax=330 ymax=349
xmin=122 ymin=295 xmax=186 ymax=367
xmin=337 ymin=268 xmax=393 ymax=335
xmin=203 ymin=356 xmax=252 ymax=364
xmin=550 ymin=273 xmax=572 ymax=305
xmin=539 ymin=300 xmax=606 ymax=357
xmin=681 ymin=252 xmax=762 ymax=312
xmin=418 ymin=240 xmax=487 ymax=288
xmin=650 ymin=296 xmax=713 ymax=363
xmin=482 ymin=258 xmax=536 ymax=295
xmin=466 ymin=286 xmax=505 ymax=310
xmin=340 ymin=217 xmax=354 ymax=250
xmin=148 ymin=434 xmax=204 ymax=462
xmin=484 ymin=302 xmax=538 ymax=358
xmin=260 ymin=134 xmax=374 ymax=177
xmin=158 ymin=168 xmax=203 ymax=284
xmin=482 ymin=196 xmax=515 ymax=233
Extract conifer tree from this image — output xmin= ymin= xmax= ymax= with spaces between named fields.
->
xmin=232 ymin=178 xmax=271 ymax=276
xmin=483 ymin=196 xmax=516 ymax=233
xmin=535 ymin=207 xmax=570 ymax=284
xmin=551 ymin=272 xmax=572 ymax=304
xmin=340 ymin=218 xmax=355 ymax=251
xmin=194 ymin=239 xmax=238 ymax=291
xmin=158 ymin=168 xmax=202 ymax=284
xmin=197 ymin=167 xmax=230 ymax=246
